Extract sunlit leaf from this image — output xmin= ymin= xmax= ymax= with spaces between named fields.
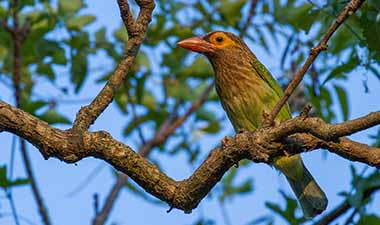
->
xmin=66 ymin=15 xmax=96 ymax=30
xmin=39 ymin=109 xmax=71 ymax=125
xmin=0 ymin=166 xmax=29 ymax=189
xmin=59 ymin=0 xmax=84 ymax=14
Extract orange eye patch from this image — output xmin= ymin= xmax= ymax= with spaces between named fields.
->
xmin=208 ymin=32 xmax=235 ymax=49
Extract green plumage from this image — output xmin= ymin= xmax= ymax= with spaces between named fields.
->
xmin=200 ymin=31 xmax=328 ymax=217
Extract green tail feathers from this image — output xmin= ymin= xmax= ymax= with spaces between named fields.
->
xmin=285 ymin=163 xmax=328 ymax=218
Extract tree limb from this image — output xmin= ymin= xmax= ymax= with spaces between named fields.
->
xmin=1 ymin=101 xmax=379 ymax=212
xmin=266 ymin=0 xmax=365 ymax=125
xmin=72 ymin=0 xmax=155 ymax=131
xmin=92 ymin=82 xmax=214 ymax=225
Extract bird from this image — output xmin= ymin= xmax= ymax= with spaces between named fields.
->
xmin=177 ymin=31 xmax=328 ymax=218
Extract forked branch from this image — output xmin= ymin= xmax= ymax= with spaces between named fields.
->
xmin=1 ymin=101 xmax=379 ymax=212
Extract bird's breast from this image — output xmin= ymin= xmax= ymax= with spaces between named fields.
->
xmin=215 ymin=71 xmax=275 ymax=131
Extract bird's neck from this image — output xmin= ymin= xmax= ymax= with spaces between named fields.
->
xmin=209 ymin=53 xmax=263 ymax=98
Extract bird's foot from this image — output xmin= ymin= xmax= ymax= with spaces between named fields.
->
xmin=300 ymin=104 xmax=312 ymax=119
xmin=237 ymin=128 xmax=245 ymax=134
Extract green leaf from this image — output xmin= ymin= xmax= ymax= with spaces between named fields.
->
xmin=95 ymin=27 xmax=107 ymax=44
xmin=136 ymin=52 xmax=150 ymax=69
xmin=71 ymin=51 xmax=88 ymax=93
xmin=0 ymin=6 xmax=7 ymax=19
xmin=0 ymin=166 xmax=29 ymax=189
xmin=329 ymin=26 xmax=358 ymax=54
xmin=114 ymin=25 xmax=128 ymax=43
xmin=115 ymin=91 xmax=129 ymax=113
xmin=322 ymin=55 xmax=360 ymax=85
xmin=201 ymin=121 xmax=221 ymax=134
xmin=165 ymin=79 xmax=194 ymax=101
xmin=38 ymin=109 xmax=71 ymax=125
xmin=265 ymin=191 xmax=306 ymax=225
xmin=66 ymin=15 xmax=96 ymax=30
xmin=59 ymin=0 xmax=84 ymax=14
xmin=289 ymin=4 xmax=315 ymax=32
xmin=140 ymin=90 xmax=157 ymax=110
xmin=360 ymin=6 xmax=380 ymax=61
xmin=20 ymin=99 xmax=48 ymax=114
xmin=36 ymin=63 xmax=55 ymax=80
xmin=36 ymin=39 xmax=67 ymax=65
xmin=196 ymin=108 xmax=217 ymax=122
xmin=177 ymin=57 xmax=212 ymax=79
xmin=19 ymin=0 xmax=35 ymax=9
xmin=357 ymin=214 xmax=380 ymax=225
xmin=220 ymin=0 xmax=245 ymax=26
xmin=334 ymin=85 xmax=349 ymax=120
xmin=220 ymin=168 xmax=253 ymax=202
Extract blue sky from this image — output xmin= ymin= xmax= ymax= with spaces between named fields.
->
xmin=1 ymin=1 xmax=380 ymax=225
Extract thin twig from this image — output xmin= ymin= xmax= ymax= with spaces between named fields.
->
xmin=219 ymin=200 xmax=232 ymax=225
xmin=343 ymin=208 xmax=358 ymax=225
xmin=4 ymin=195 xmax=21 ymax=225
xmin=313 ymin=185 xmax=380 ymax=225
xmin=6 ymin=135 xmax=21 ymax=225
xmin=0 ymin=18 xmax=14 ymax=33
xmin=92 ymin=174 xmax=127 ymax=225
xmin=239 ymin=0 xmax=258 ymax=38
xmin=19 ymin=140 xmax=52 ymax=225
xmin=139 ymin=82 xmax=214 ymax=156
xmin=66 ymin=163 xmax=105 ymax=197
xmin=265 ymin=0 xmax=365 ymax=125
xmin=8 ymin=1 xmax=52 ymax=224
xmin=0 ymin=212 xmax=37 ymax=225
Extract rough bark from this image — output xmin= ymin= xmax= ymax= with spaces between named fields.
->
xmin=1 ymin=101 xmax=379 ymax=212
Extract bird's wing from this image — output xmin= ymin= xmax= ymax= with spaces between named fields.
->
xmin=250 ymin=60 xmax=292 ymax=120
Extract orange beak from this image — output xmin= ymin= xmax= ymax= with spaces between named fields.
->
xmin=177 ymin=36 xmax=216 ymax=54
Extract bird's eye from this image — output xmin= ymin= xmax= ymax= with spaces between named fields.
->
xmin=215 ymin=36 xmax=224 ymax=43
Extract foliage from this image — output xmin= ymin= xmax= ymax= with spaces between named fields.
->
xmin=0 ymin=166 xmax=28 ymax=190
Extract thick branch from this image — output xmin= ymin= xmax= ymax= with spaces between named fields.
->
xmin=1 ymin=101 xmax=379 ymax=212
xmin=266 ymin=0 xmax=365 ymax=124
xmin=93 ymin=82 xmax=214 ymax=224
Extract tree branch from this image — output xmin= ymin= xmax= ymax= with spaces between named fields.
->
xmin=313 ymin=185 xmax=380 ymax=225
xmin=239 ymin=0 xmax=258 ymax=38
xmin=139 ymin=82 xmax=214 ymax=156
xmin=20 ymin=140 xmax=52 ymax=225
xmin=0 ymin=18 xmax=14 ymax=34
xmin=266 ymin=0 xmax=365 ymax=125
xmin=6 ymin=1 xmax=51 ymax=224
xmin=1 ymin=101 xmax=379 ymax=212
xmin=72 ymin=0 xmax=155 ymax=131
xmin=92 ymin=174 xmax=127 ymax=225
xmin=92 ymin=82 xmax=214 ymax=225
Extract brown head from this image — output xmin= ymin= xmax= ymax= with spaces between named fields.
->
xmin=177 ymin=31 xmax=257 ymax=76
